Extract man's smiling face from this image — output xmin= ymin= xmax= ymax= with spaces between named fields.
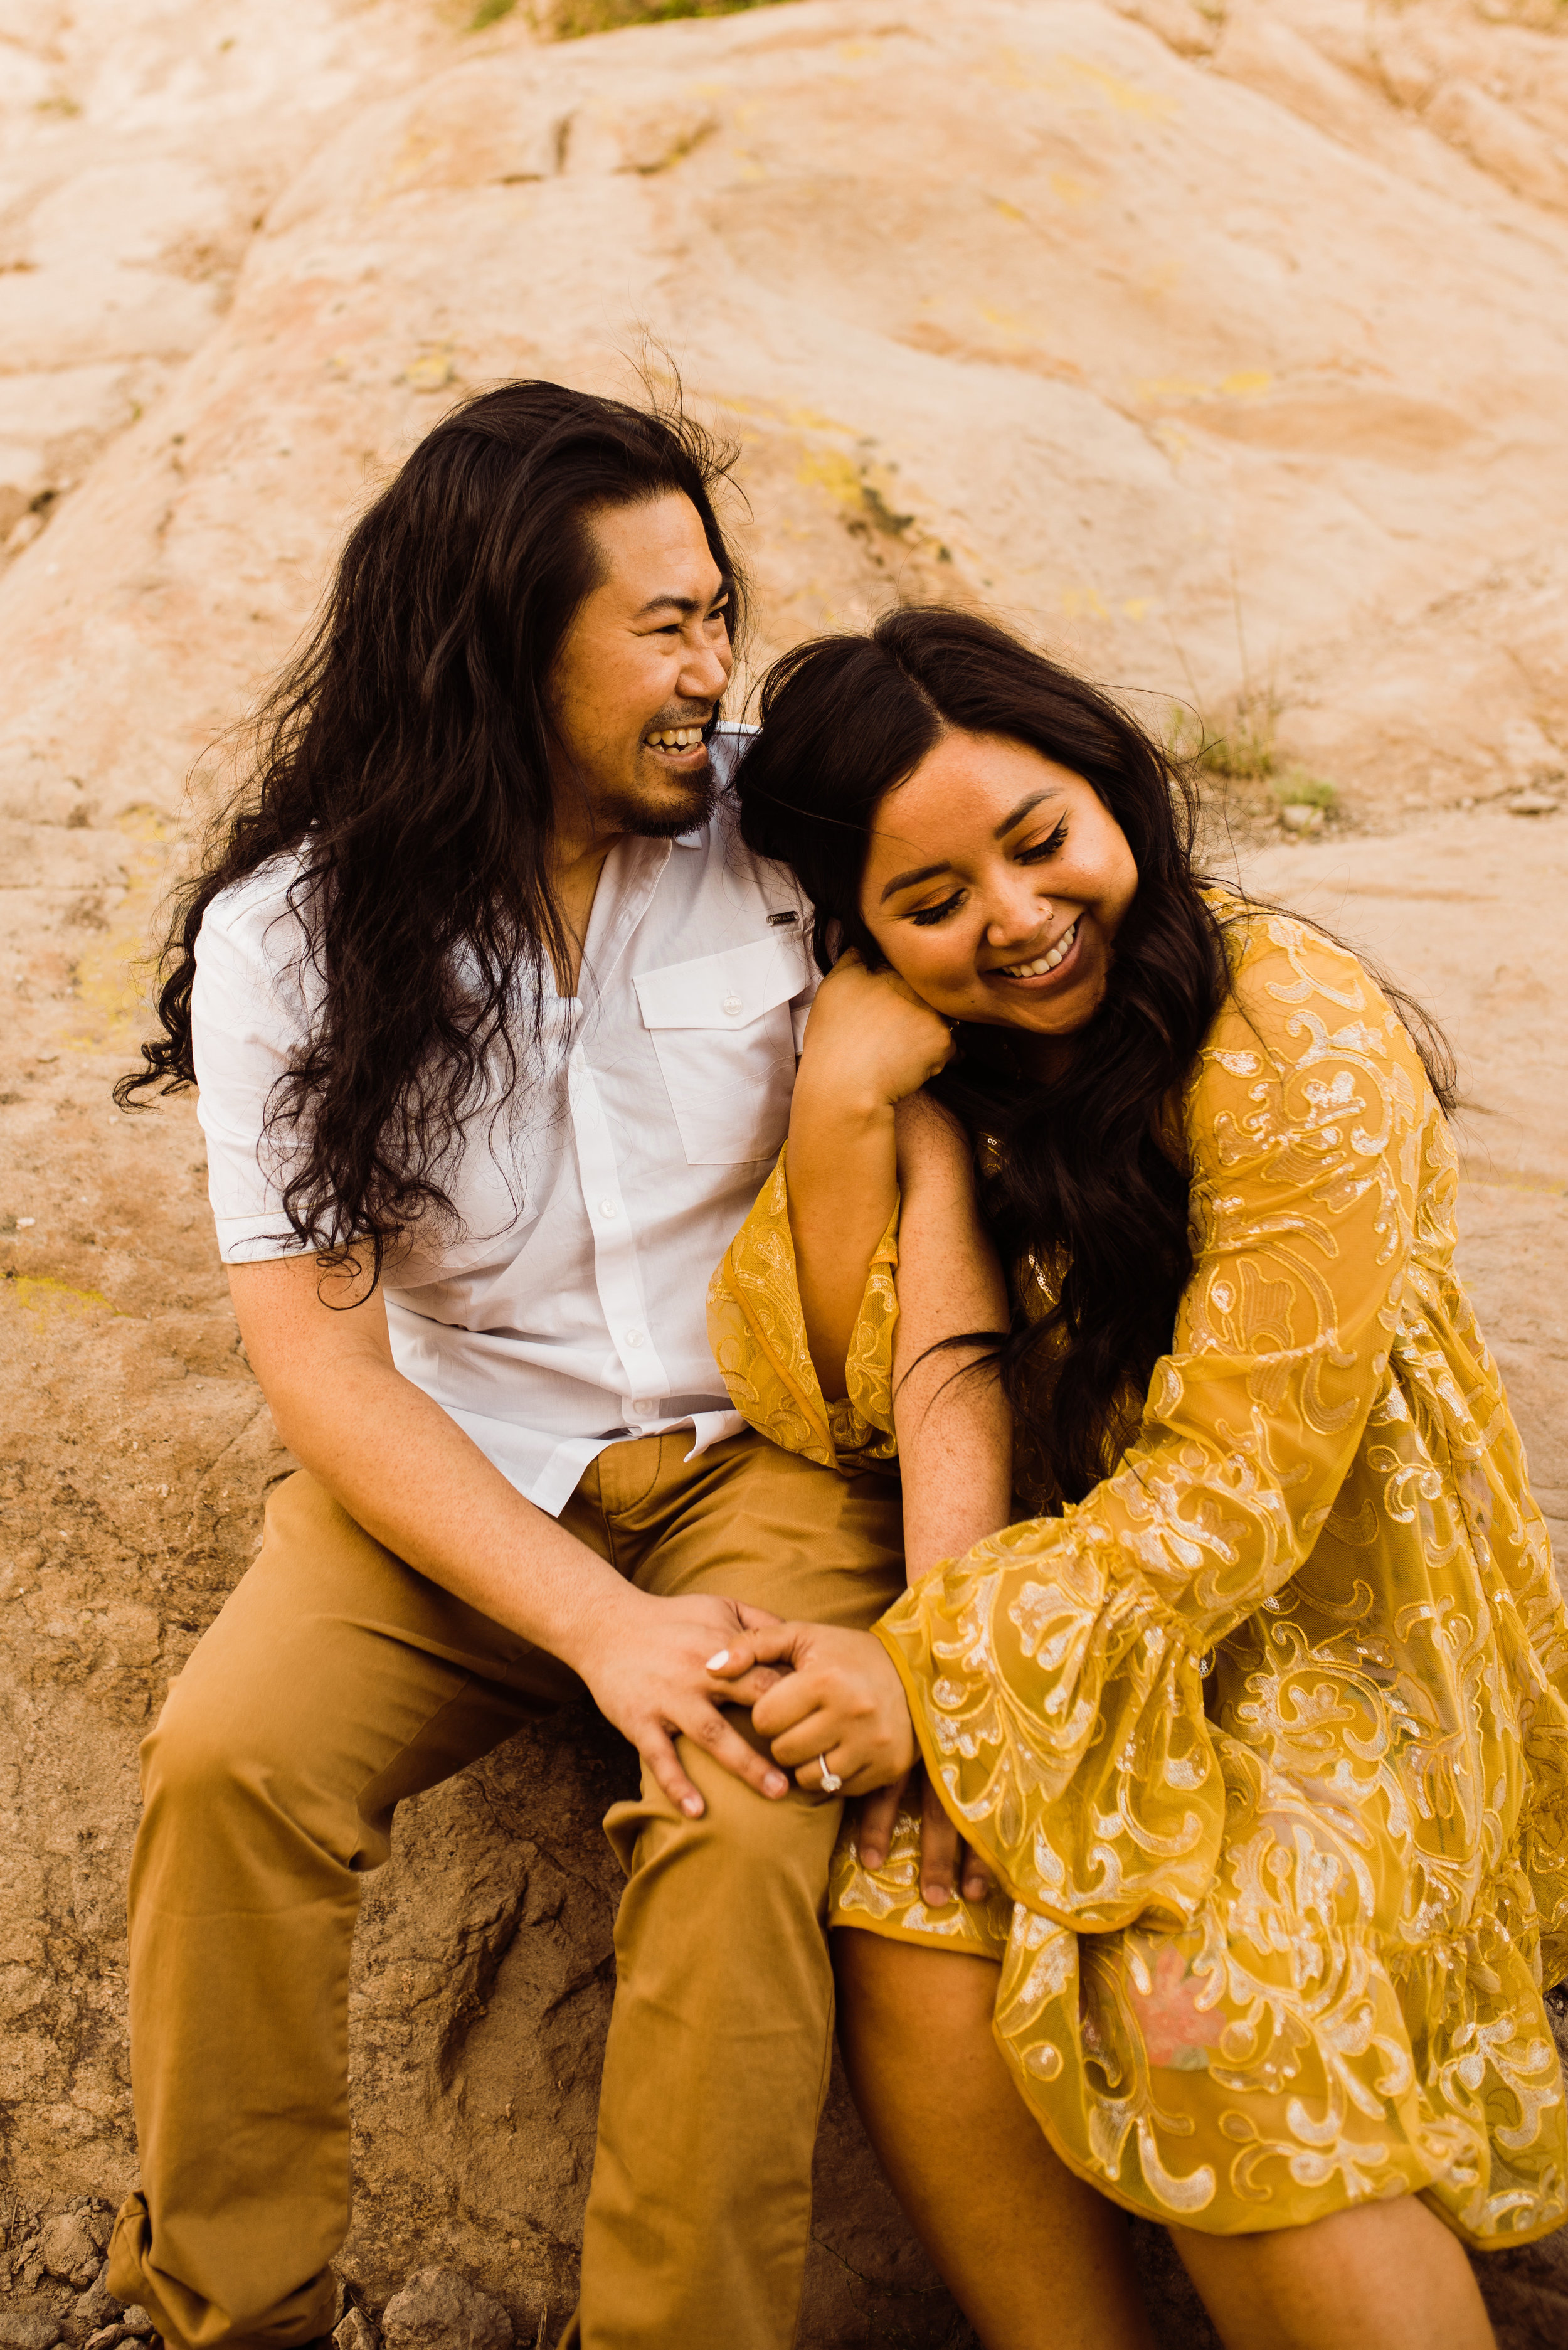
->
xmin=548 ymin=491 xmax=735 ymax=843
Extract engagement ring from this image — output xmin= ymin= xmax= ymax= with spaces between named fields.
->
xmin=817 ymin=1755 xmax=842 ymax=1793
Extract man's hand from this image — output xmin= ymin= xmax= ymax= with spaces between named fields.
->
xmin=712 ymin=1621 xmax=916 ymax=1795
xmin=856 ymin=1768 xmax=995 ymax=1908
xmin=564 ymin=1583 xmax=795 ymax=1820
xmin=230 ymin=1253 xmax=798 ymax=1821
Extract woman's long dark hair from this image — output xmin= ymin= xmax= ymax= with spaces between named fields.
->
xmin=734 ymin=607 xmax=1454 ymax=1507
xmin=117 ymin=380 xmax=746 ymax=1277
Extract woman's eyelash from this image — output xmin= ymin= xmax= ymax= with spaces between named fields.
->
xmin=1017 ymin=820 xmax=1069 ymax=862
xmin=906 ymin=822 xmax=1069 ymax=926
xmin=909 ymin=891 xmax=964 ymax=928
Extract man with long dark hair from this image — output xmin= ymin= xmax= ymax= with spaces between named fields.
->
xmin=107 ymin=383 xmax=904 ymax=2350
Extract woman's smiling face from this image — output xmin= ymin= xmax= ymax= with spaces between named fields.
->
xmin=857 ymin=730 xmax=1140 ymax=1048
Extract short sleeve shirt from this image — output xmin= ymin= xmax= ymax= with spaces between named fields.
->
xmin=190 ymin=728 xmax=817 ymax=1513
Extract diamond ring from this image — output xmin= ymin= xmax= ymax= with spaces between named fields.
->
xmin=817 ymin=1755 xmax=843 ymax=1793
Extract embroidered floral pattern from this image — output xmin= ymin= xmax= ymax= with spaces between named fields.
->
xmin=712 ymin=902 xmax=1568 ymax=2246
xmin=708 ymin=1146 xmax=900 ymax=1474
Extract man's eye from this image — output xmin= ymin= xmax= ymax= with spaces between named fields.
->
xmin=1017 ymin=820 xmax=1068 ymax=864
xmin=909 ymin=891 xmax=963 ymax=928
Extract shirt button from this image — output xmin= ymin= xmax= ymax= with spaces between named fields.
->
xmin=625 ymin=1329 xmax=645 ymax=1349
xmin=721 ymin=992 xmax=743 ymax=1016
xmin=598 ymin=1199 xmax=618 ymax=1218
xmin=633 ymin=1398 xmax=656 ymax=1415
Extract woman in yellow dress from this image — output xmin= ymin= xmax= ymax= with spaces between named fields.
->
xmin=705 ymin=608 xmax=1568 ymax=2349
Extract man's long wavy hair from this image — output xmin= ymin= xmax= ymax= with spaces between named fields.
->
xmin=117 ymin=380 xmax=746 ymax=1278
xmin=734 ymin=607 xmax=1454 ymax=1508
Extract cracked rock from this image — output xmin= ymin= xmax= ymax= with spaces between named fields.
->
xmin=381 ymin=2269 xmax=511 ymax=2350
xmin=40 ymin=2216 xmax=101 ymax=2288
xmin=73 ymin=2273 xmax=121 ymax=2333
xmin=333 ymin=2311 xmax=379 ymax=2350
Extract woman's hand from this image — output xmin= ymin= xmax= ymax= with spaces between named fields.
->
xmin=710 ymin=1621 xmax=917 ymax=1794
xmin=797 ymin=950 xmax=956 ymax=1117
xmin=857 ymin=1768 xmax=997 ymax=1908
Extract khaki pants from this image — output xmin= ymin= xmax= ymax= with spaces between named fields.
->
xmin=107 ymin=1433 xmax=903 ymax=2350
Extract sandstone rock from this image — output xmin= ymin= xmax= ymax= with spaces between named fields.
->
xmin=1109 ymin=0 xmax=1214 ymax=60
xmin=1426 ymin=74 xmax=1568 ymax=211
xmin=0 ymin=2310 xmax=62 ymax=2350
xmin=381 ymin=2268 xmax=512 ymax=2350
xmin=113 ymin=2313 xmax=152 ymax=2339
xmin=38 ymin=2213 xmax=100 ymax=2285
xmin=72 ymin=2278 xmax=119 ymax=2326
xmin=332 ymin=2309 xmax=380 ymax=2350
xmin=2 ymin=2 xmax=1568 ymax=2346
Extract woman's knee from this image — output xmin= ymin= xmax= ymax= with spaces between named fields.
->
xmin=1169 ymin=2195 xmax=1493 ymax=2350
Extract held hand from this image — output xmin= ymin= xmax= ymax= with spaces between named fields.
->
xmin=711 ymin=1621 xmax=917 ymax=1795
xmin=566 ymin=1585 xmax=790 ymax=1820
xmin=797 ymin=952 xmax=955 ymax=1118
xmin=856 ymin=1767 xmax=996 ymax=1908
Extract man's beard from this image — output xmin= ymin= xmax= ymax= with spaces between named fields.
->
xmin=601 ymin=753 xmax=720 ymax=841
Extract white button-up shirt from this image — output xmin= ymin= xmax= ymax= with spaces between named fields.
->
xmin=191 ymin=727 xmax=816 ymax=1513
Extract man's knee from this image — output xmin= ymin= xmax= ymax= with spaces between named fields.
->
xmin=608 ymin=1752 xmax=840 ymax=2023
xmin=134 ymin=1652 xmax=383 ymax=1915
xmin=613 ymin=1735 xmax=840 ymax=1911
xmin=139 ymin=1657 xmax=286 ymax=1834
xmin=139 ymin=1614 xmax=342 ymax=1846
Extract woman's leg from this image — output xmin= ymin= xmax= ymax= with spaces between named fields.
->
xmin=834 ymin=1929 xmax=1157 ymax=2350
xmin=1169 ymin=2199 xmax=1495 ymax=2350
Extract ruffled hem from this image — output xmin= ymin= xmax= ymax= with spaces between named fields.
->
xmin=830 ymin=1809 xmax=1568 ymax=2246
xmin=829 ymin=1800 xmax=1014 ymax=1957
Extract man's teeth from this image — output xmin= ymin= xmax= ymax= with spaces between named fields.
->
xmin=1000 ymin=918 xmax=1079 ymax=979
xmin=646 ymin=726 xmax=706 ymax=749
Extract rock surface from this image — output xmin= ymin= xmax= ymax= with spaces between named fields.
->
xmin=2 ymin=2 xmax=1567 ymax=2344
xmin=381 ymin=2268 xmax=512 ymax=2350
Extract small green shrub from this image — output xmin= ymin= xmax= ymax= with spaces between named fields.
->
xmin=549 ymin=0 xmax=792 ymax=35
xmin=469 ymin=0 xmax=518 ymax=24
xmin=1166 ymin=689 xmax=1278 ymax=784
xmin=1270 ymin=768 xmax=1337 ymax=812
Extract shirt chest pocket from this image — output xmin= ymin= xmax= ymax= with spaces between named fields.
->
xmin=634 ymin=935 xmax=808 ymax=1166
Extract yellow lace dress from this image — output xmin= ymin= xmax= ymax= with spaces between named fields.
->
xmin=708 ymin=901 xmax=1568 ymax=2246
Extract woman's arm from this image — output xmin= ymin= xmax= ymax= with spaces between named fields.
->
xmin=891 ymin=1092 xmax=1013 ymax=1576
xmin=858 ymin=1093 xmax=1012 ymax=1900
xmin=785 ymin=955 xmax=955 ymax=1398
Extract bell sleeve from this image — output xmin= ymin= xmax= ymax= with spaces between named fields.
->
xmin=707 ymin=1146 xmax=901 ymax=1474
xmin=876 ymin=913 xmax=1432 ymax=1932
